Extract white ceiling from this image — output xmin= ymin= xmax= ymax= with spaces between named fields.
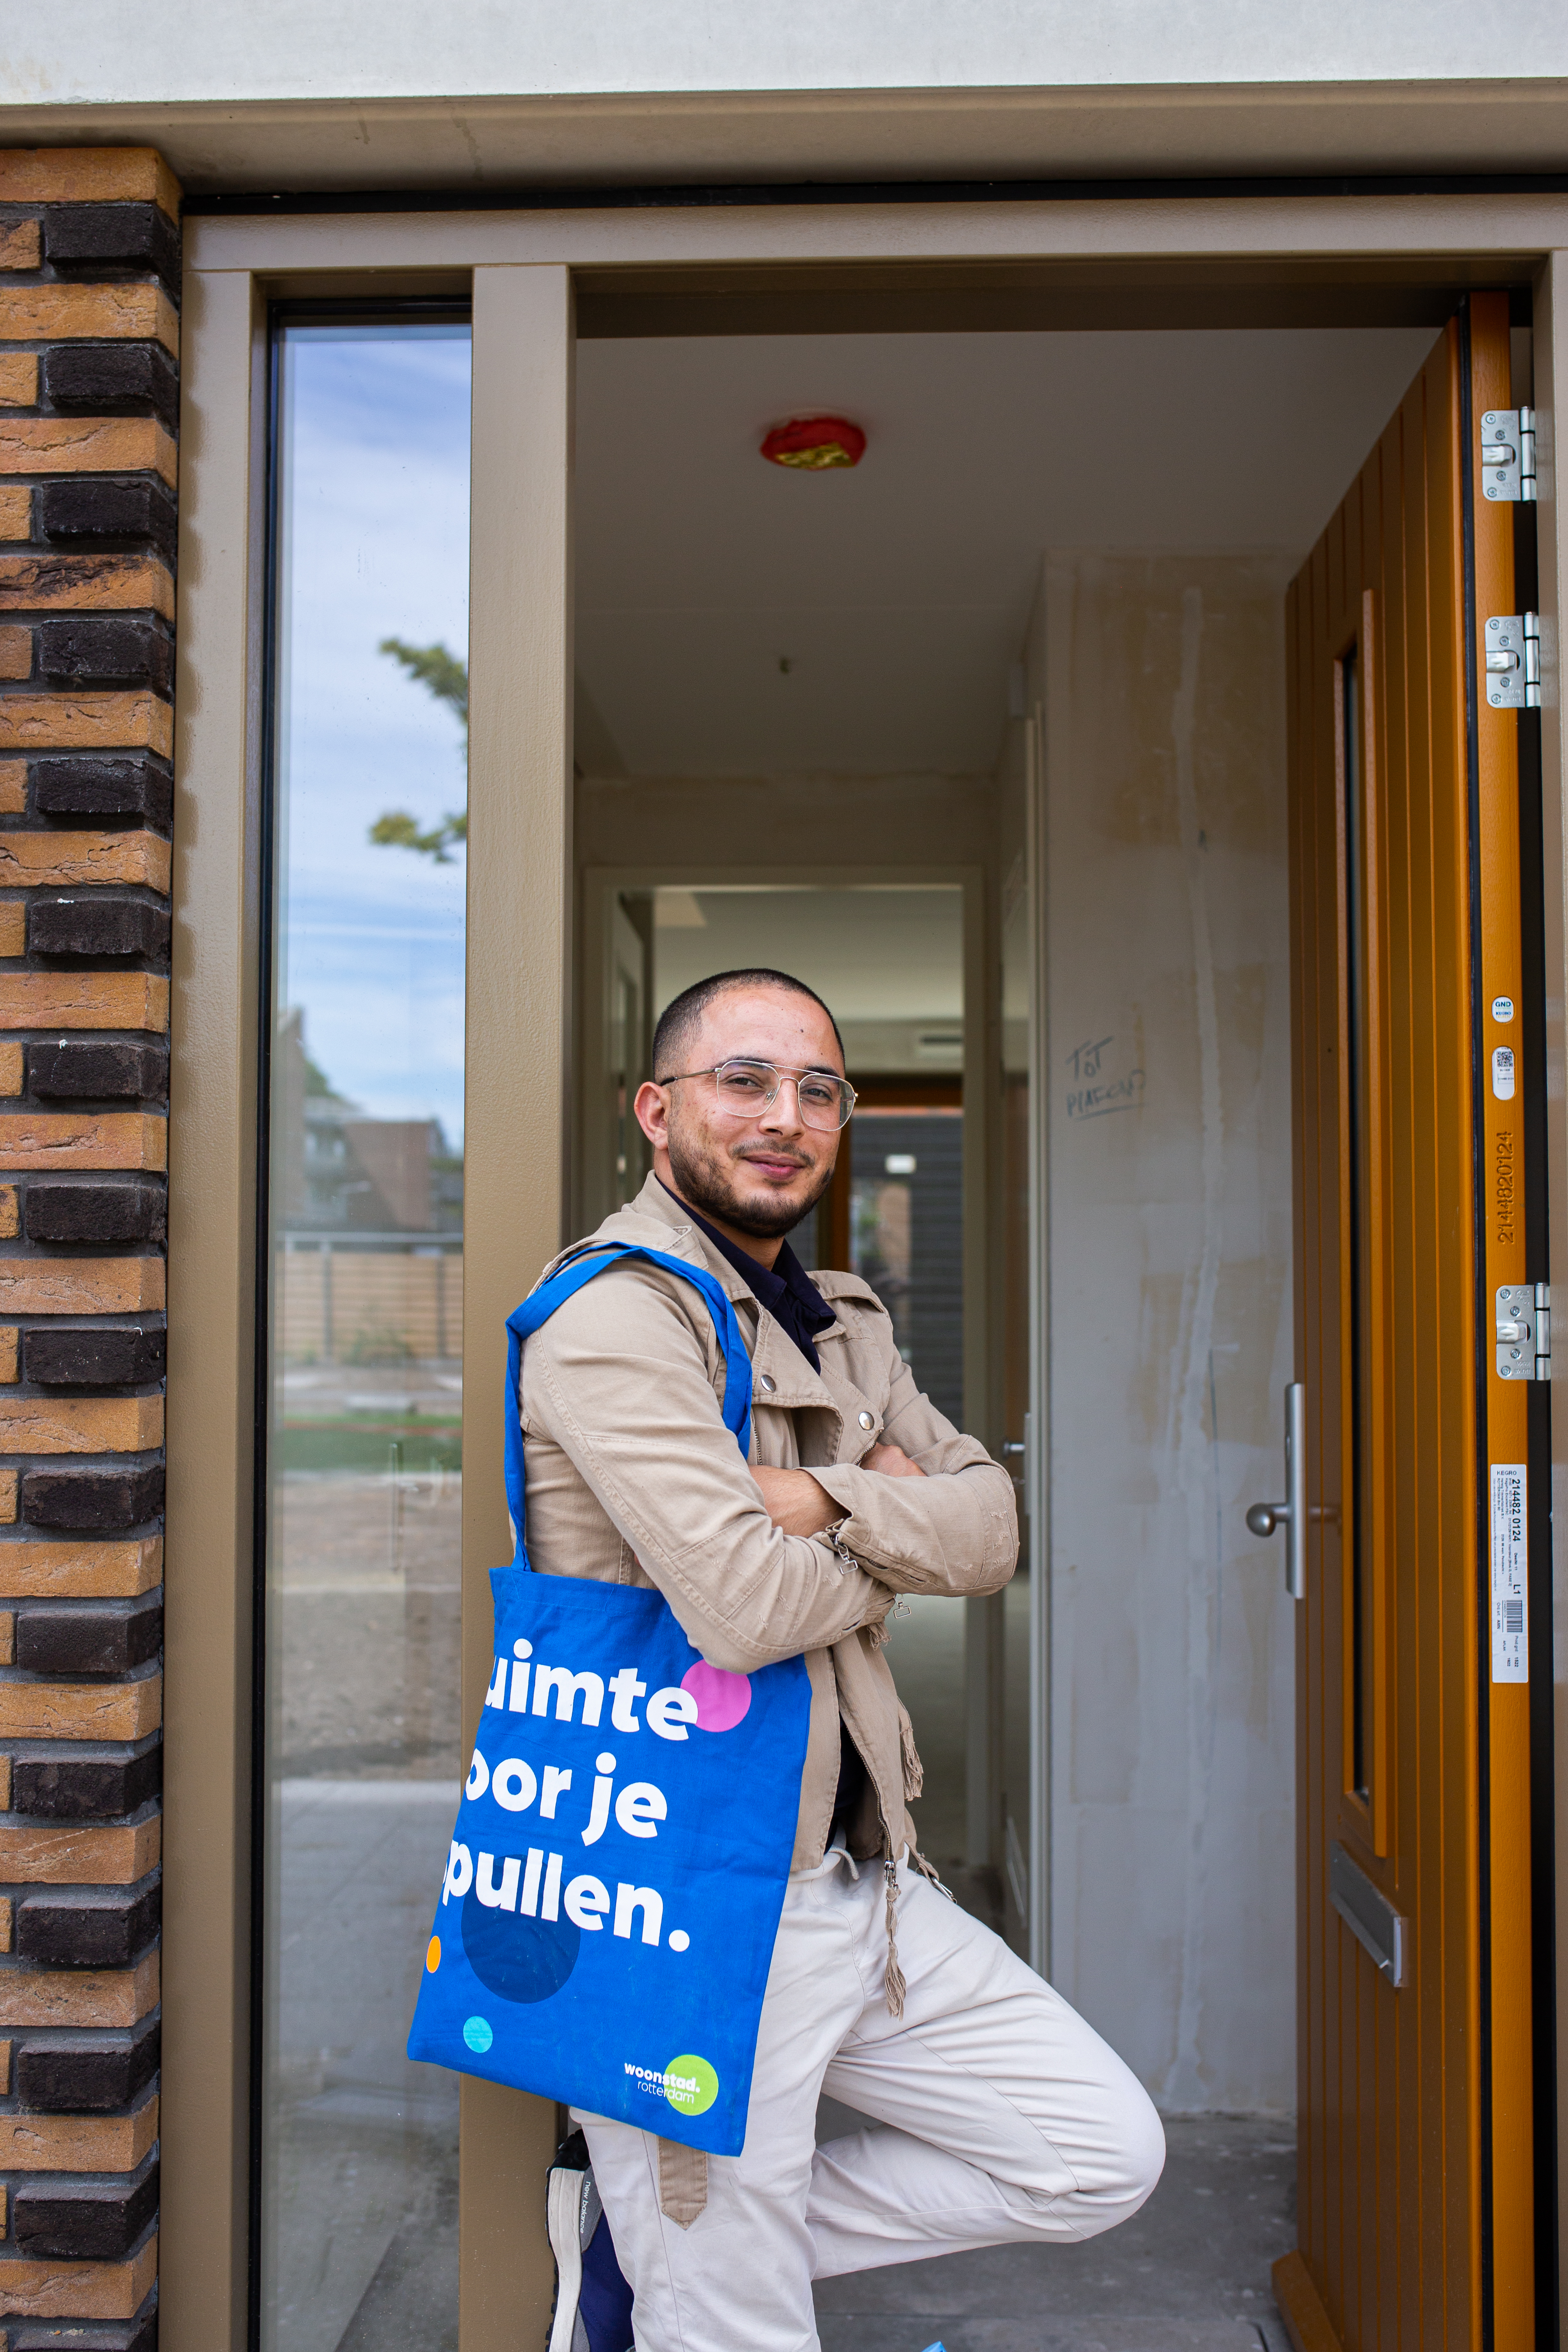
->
xmin=574 ymin=323 xmax=1439 ymax=777
xmin=649 ymin=884 xmax=963 ymax=1025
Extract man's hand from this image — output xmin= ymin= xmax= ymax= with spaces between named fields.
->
xmin=753 ymin=1441 xmax=928 ymax=1537
xmin=752 ymin=1464 xmax=840 ymax=1538
xmin=862 ymin=1440 xmax=927 ymax=1480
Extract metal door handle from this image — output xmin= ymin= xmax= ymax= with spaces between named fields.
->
xmin=1245 ymin=1382 xmax=1306 ymax=1601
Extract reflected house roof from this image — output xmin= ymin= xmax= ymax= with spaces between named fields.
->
xmin=277 ymin=1006 xmax=462 ymax=1236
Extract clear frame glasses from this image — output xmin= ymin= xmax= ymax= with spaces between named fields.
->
xmin=659 ymin=1056 xmax=858 ymax=1131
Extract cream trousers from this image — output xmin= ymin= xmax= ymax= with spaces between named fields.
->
xmin=577 ymin=1847 xmax=1165 ymax=2352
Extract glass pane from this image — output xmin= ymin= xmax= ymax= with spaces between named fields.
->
xmin=1341 ymin=645 xmax=1372 ymax=1804
xmin=261 ymin=317 xmax=471 ymax=2352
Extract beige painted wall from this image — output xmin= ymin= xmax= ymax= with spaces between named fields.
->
xmin=1041 ymin=552 xmax=1296 ymax=2113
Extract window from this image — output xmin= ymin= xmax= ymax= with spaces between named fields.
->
xmin=259 ymin=313 xmax=471 ymax=2352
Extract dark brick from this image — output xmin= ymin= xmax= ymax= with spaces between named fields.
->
xmin=12 ymin=2322 xmax=158 ymax=2352
xmin=17 ymin=1879 xmax=159 ymax=1970
xmin=36 ymin=619 xmax=172 ymax=698
xmin=16 ymin=1597 xmax=162 ymax=1675
xmin=22 ymin=1324 xmax=166 ymax=1386
xmin=13 ymin=1746 xmax=161 ymax=1821
xmin=16 ymin=2016 xmax=160 ymax=2112
xmin=28 ymin=895 xmax=170 ymax=960
xmin=29 ymin=1039 xmax=168 ymax=1104
xmin=42 ymin=341 xmax=179 ymax=434
xmin=43 ymin=202 xmax=180 ymax=297
xmin=24 ymin=1178 xmax=166 ymax=1243
xmin=31 ymin=753 xmax=172 ymax=828
xmin=15 ymin=2161 xmax=159 ymax=2259
xmin=21 ymin=1465 xmax=163 ymax=1533
xmin=38 ymin=479 xmax=177 ymax=569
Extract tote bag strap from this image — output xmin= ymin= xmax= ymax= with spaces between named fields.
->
xmin=502 ymin=1243 xmax=754 ymax=1568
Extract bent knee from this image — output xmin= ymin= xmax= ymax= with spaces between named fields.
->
xmin=1072 ymin=2084 xmax=1165 ymax=2238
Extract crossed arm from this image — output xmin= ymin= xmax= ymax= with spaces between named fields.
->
xmin=753 ymin=1442 xmax=926 ymax=1536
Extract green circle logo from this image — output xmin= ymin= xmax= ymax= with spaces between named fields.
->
xmin=663 ymin=2054 xmax=719 ymax=2118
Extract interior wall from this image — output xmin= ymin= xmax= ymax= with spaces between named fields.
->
xmin=1040 ymin=551 xmax=1296 ymax=2114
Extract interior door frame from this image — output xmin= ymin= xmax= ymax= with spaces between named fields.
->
xmin=169 ymin=199 xmax=1568 ymax=2352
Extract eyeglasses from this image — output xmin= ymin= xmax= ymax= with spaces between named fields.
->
xmin=657 ymin=1057 xmax=858 ymax=1132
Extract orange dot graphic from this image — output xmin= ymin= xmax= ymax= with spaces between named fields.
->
xmin=426 ymin=1936 xmax=441 ymax=1972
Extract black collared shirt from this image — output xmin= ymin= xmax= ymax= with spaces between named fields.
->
xmin=660 ymin=1182 xmax=836 ymax=1371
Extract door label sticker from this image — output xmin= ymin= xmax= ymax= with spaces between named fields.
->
xmin=1492 ymin=1045 xmax=1516 ymax=1100
xmin=1490 ymin=1462 xmax=1528 ymax=1684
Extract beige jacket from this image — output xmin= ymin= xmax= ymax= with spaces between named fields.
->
xmin=519 ymin=1176 xmax=1019 ymax=1872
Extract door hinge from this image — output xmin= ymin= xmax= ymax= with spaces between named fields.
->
xmin=1481 ymin=407 xmax=1537 ymax=502
xmin=1496 ymin=1282 xmax=1550 ymax=1381
xmin=1484 ymin=612 xmax=1540 ymax=710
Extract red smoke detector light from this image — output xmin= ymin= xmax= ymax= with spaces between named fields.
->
xmin=760 ymin=415 xmax=867 ymax=470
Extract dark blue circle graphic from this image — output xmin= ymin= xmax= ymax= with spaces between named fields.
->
xmin=462 ymin=1885 xmax=581 ymax=2004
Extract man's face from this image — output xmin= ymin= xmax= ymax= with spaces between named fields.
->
xmin=636 ymin=985 xmax=844 ymax=1241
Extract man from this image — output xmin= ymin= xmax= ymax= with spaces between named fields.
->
xmin=527 ymin=968 xmax=1162 ymax=2352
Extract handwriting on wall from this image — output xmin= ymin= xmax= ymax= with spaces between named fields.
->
xmin=1066 ymin=1035 xmax=1145 ymax=1122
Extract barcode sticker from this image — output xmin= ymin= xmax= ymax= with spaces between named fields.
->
xmin=1491 ymin=1463 xmax=1528 ymax=1683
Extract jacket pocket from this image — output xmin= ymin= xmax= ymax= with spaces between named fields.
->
xmin=897 ymin=1702 xmax=925 ymax=1801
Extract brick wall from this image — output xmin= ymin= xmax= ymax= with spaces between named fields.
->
xmin=0 ymin=148 xmax=178 ymax=2352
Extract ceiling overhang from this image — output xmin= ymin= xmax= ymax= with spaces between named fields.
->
xmin=3 ymin=80 xmax=1568 ymax=201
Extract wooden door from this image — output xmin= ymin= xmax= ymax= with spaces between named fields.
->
xmin=1273 ymin=295 xmax=1539 ymax=2350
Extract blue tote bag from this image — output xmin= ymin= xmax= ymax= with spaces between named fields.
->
xmin=407 ymin=1244 xmax=812 ymax=2156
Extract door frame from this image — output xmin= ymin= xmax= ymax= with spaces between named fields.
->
xmin=169 ymin=198 xmax=1568 ymax=2352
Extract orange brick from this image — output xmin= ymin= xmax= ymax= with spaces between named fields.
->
xmin=0 ymin=1535 xmax=162 ymax=1597
xmin=0 ymin=1471 xmax=14 ymax=1523
xmin=0 ymin=1947 xmax=157 ymax=2041
xmin=0 ymin=766 xmax=22 ymax=815
xmin=0 ymin=908 xmax=21 ymax=958
xmin=0 ymin=1045 xmax=19 ymax=1097
xmin=0 ymin=1897 xmax=10 ymax=1951
xmin=0 ymin=832 xmax=170 ymax=891
xmin=0 ymin=554 xmax=173 ymax=621
xmin=0 ymin=1757 xmax=9 ymax=1809
xmin=0 ymin=146 xmax=180 ymax=217
xmin=0 ymin=418 xmax=177 ymax=495
xmin=0 ymin=1187 xmax=15 ymax=1238
xmin=0 ymin=1675 xmax=159 ymax=1741
xmin=0 ymin=1393 xmax=163 ymax=1454
xmin=0 ymin=632 xmax=24 ymax=683
xmin=0 ymin=1258 xmax=164 ymax=1313
xmin=0 ymin=2229 xmax=157 ymax=2319
xmin=0 ymin=284 xmax=178 ymax=361
xmin=0 ymin=354 xmax=37 ymax=408
xmin=0 ymin=972 xmax=168 ymax=1032
xmin=0 ymin=488 xmax=26 ymax=541
xmin=0 ymin=1331 xmax=15 ymax=1384
xmin=0 ymin=2092 xmax=158 ymax=2174
xmin=0 ymin=223 xmax=40 ymax=272
xmin=0 ymin=1113 xmax=166 ymax=1172
xmin=0 ymin=2041 xmax=11 ymax=2093
xmin=0 ymin=1816 xmax=160 ymax=1889
xmin=0 ymin=691 xmax=172 ymax=761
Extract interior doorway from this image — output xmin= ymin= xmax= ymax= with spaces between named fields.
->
xmin=566 ymin=314 xmax=1456 ymax=2337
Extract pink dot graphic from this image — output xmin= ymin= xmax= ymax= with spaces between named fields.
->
xmin=681 ymin=1661 xmax=752 ymax=1732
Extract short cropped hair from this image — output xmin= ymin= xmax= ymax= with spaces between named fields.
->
xmin=652 ymin=969 xmax=845 ymax=1080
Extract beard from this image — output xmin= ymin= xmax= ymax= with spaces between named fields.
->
xmin=666 ymin=1126 xmax=836 ymax=1241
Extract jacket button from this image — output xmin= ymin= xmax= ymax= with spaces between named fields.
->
xmin=760 ymin=1373 xmax=776 ymax=1393
xmin=858 ymin=1410 xmax=874 ymax=1430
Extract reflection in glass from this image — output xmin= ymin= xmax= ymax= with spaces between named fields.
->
xmin=261 ymin=318 xmax=471 ymax=2352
